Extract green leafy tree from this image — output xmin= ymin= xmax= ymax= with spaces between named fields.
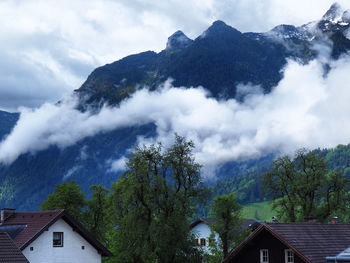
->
xmin=205 ymin=231 xmax=223 ymax=263
xmin=109 ymin=135 xmax=208 ymax=263
xmin=210 ymin=193 xmax=243 ymax=259
xmin=40 ymin=180 xmax=85 ymax=220
xmin=263 ymin=149 xmax=349 ymax=222
xmin=84 ymin=185 xmax=110 ymax=244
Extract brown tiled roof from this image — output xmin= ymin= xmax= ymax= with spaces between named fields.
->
xmin=223 ymin=222 xmax=350 ymax=263
xmin=0 ymin=232 xmax=29 ymax=263
xmin=1 ymin=210 xmax=64 ymax=249
xmin=1 ymin=210 xmax=112 ymax=257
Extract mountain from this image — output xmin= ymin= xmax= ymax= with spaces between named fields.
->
xmin=0 ymin=111 xmax=18 ymax=141
xmin=1 ymin=3 xmax=350 ymax=210
xmin=76 ymin=21 xmax=290 ymax=109
xmin=75 ymin=4 xmax=350 ymax=109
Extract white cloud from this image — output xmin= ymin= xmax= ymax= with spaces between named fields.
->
xmin=63 ymin=165 xmax=82 ymax=180
xmin=3 ymin=54 xmax=350 ymax=179
xmin=213 ymin=0 xmax=350 ymax=32
xmin=109 ymin=157 xmax=128 ymax=173
xmin=0 ymin=0 xmax=348 ymax=110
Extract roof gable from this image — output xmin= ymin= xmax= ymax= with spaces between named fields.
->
xmin=1 ymin=210 xmax=112 ymax=257
xmin=224 ymin=223 xmax=350 ymax=263
xmin=1 ymin=210 xmax=64 ymax=249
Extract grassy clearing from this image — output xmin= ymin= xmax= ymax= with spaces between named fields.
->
xmin=242 ymin=200 xmax=275 ymax=222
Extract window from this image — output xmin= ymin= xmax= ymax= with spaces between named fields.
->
xmin=53 ymin=232 xmax=63 ymax=247
xmin=30 ymin=247 xmax=34 ymax=251
xmin=260 ymin=249 xmax=269 ymax=263
xmin=285 ymin=249 xmax=294 ymax=263
xmin=200 ymin=238 xmax=206 ymax=246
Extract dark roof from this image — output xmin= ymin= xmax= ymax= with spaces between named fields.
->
xmin=326 ymin=247 xmax=350 ymax=262
xmin=223 ymin=222 xmax=350 ymax=263
xmin=190 ymin=218 xmax=217 ymax=228
xmin=241 ymin=219 xmax=258 ymax=230
xmin=190 ymin=218 xmax=257 ymax=231
xmin=1 ymin=210 xmax=112 ymax=257
xmin=0 ymin=232 xmax=29 ymax=263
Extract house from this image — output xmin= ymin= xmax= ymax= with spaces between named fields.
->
xmin=191 ymin=218 xmax=218 ymax=251
xmin=190 ymin=218 xmax=257 ymax=252
xmin=223 ymin=222 xmax=350 ymax=263
xmin=0 ymin=231 xmax=29 ymax=263
xmin=0 ymin=208 xmax=112 ymax=263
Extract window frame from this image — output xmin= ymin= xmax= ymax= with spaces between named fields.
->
xmin=285 ymin=249 xmax=294 ymax=263
xmin=53 ymin=232 xmax=64 ymax=247
xmin=200 ymin=238 xmax=206 ymax=247
xmin=260 ymin=249 xmax=269 ymax=263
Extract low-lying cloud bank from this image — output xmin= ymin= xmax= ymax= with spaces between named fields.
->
xmin=2 ymin=55 xmax=350 ymax=177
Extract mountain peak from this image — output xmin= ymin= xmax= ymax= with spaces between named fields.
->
xmin=200 ymin=20 xmax=240 ymax=39
xmin=166 ymin=30 xmax=193 ymax=51
xmin=211 ymin=20 xmax=228 ymax=27
xmin=322 ymin=2 xmax=343 ymax=22
xmin=207 ymin=20 xmax=234 ymax=32
xmin=342 ymin=10 xmax=350 ymax=22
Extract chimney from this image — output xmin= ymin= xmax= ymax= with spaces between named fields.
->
xmin=272 ymin=216 xmax=279 ymax=223
xmin=1 ymin=208 xmax=16 ymax=223
xmin=331 ymin=216 xmax=338 ymax=224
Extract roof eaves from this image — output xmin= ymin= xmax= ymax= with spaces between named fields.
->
xmin=20 ymin=210 xmax=65 ymax=250
xmin=19 ymin=210 xmax=112 ymax=257
xmin=222 ymin=223 xmax=266 ymax=263
xmin=60 ymin=211 xmax=113 ymax=257
xmin=222 ymin=223 xmax=313 ymax=263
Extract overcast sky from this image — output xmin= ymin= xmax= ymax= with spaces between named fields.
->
xmin=0 ymin=0 xmax=349 ymax=111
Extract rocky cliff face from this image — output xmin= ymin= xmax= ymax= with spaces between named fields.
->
xmin=75 ymin=4 xmax=350 ymax=110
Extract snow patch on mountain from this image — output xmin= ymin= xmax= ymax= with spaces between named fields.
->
xmin=323 ymin=2 xmax=343 ymax=23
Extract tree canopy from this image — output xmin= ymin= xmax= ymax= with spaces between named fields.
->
xmin=209 ymin=193 xmax=244 ymax=260
xmin=108 ymin=135 xmax=208 ymax=263
xmin=263 ymin=149 xmax=349 ymax=222
xmin=40 ymin=180 xmax=85 ymax=220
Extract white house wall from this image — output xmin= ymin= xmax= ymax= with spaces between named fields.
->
xmin=22 ymin=219 xmax=101 ymax=263
xmin=191 ymin=222 xmax=219 ymax=253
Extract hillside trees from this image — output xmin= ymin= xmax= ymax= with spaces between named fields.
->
xmin=263 ymin=149 xmax=349 ymax=222
xmin=108 ymin=135 xmax=208 ymax=263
